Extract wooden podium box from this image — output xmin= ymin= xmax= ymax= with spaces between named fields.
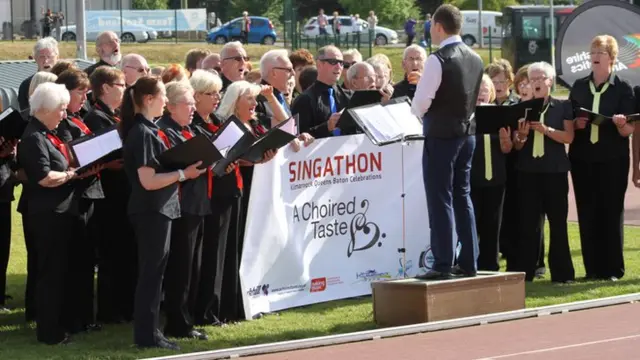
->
xmin=371 ymin=272 xmax=526 ymax=327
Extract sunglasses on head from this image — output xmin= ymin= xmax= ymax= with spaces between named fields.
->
xmin=224 ymin=55 xmax=250 ymax=62
xmin=319 ymin=58 xmax=344 ymax=66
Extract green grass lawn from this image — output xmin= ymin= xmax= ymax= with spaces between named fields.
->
xmin=1 ymin=185 xmax=640 ymax=360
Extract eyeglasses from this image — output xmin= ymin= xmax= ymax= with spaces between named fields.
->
xmin=343 ymin=61 xmax=355 ymax=69
xmin=224 ymin=55 xmax=250 ymax=62
xmin=111 ymin=82 xmax=126 ymax=87
xmin=319 ymin=58 xmax=344 ymax=66
xmin=126 ymin=65 xmax=150 ymax=74
xmin=274 ymin=67 xmax=295 ymax=74
xmin=518 ymin=82 xmax=531 ymax=89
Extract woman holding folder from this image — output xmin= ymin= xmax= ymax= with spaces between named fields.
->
xmin=569 ymin=35 xmax=635 ymax=281
xmin=213 ymin=80 xmax=284 ymax=321
xmin=512 ymin=62 xmax=575 ymax=283
xmin=84 ymin=66 xmax=136 ymax=324
xmin=55 ymin=69 xmax=104 ymax=333
xmin=18 ymin=83 xmax=81 ymax=344
xmin=471 ymin=74 xmax=512 ymax=271
xmin=156 ymin=81 xmax=210 ymax=340
xmin=119 ymin=76 xmax=204 ymax=350
xmin=188 ymin=70 xmax=242 ymax=326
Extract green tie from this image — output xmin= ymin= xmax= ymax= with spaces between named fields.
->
xmin=484 ymin=134 xmax=492 ymax=180
xmin=589 ymin=81 xmax=610 ymax=144
xmin=532 ymin=104 xmax=550 ymax=158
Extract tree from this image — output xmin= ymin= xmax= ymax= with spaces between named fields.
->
xmin=133 ymin=0 xmax=169 ymax=9
xmin=340 ymin=0 xmax=422 ymax=29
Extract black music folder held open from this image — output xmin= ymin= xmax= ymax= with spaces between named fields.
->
xmin=475 ymin=97 xmax=545 ymax=134
xmin=156 ymin=134 xmax=223 ymax=171
xmin=347 ymin=100 xmax=424 ymax=146
xmin=337 ymin=90 xmax=383 ymax=135
xmin=0 ymin=107 xmax=29 ymax=141
xmin=239 ymin=116 xmax=298 ymax=163
xmin=67 ymin=124 xmax=123 ymax=173
xmin=574 ymin=108 xmax=612 ymax=126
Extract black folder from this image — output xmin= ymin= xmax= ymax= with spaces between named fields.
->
xmin=625 ymin=113 xmax=640 ymax=123
xmin=67 ymin=124 xmax=123 ymax=173
xmin=209 ymin=117 xmax=256 ymax=177
xmin=0 ymin=107 xmax=29 ymax=141
xmin=239 ymin=117 xmax=298 ymax=163
xmin=475 ymin=98 xmax=545 ymax=134
xmin=337 ymin=90 xmax=383 ymax=135
xmin=574 ymin=108 xmax=611 ymax=126
xmin=156 ymin=134 xmax=223 ymax=171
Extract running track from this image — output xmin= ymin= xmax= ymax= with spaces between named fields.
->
xmin=244 ymin=303 xmax=640 ymax=360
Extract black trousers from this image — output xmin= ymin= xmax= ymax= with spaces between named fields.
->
xmin=21 ymin=211 xmax=37 ymax=321
xmin=64 ymin=199 xmax=97 ymax=331
xmin=515 ymin=172 xmax=575 ymax=282
xmin=0 ymin=202 xmax=10 ymax=306
xmin=499 ymin=154 xmax=518 ymax=260
xmin=471 ymin=185 xmax=504 ymax=271
xmin=30 ymin=211 xmax=77 ymax=344
xmin=406 ymin=34 xmax=414 ymax=47
xmin=131 ymin=212 xmax=172 ymax=346
xmin=195 ymin=196 xmax=240 ymax=325
xmin=96 ymin=197 xmax=137 ymax=323
xmin=164 ymin=214 xmax=204 ymax=336
xmin=571 ymin=156 xmax=628 ymax=279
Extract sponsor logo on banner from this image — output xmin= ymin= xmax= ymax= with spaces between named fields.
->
xmin=354 ymin=269 xmax=392 ymax=283
xmin=271 ymin=284 xmax=306 ymax=295
xmin=310 ymin=278 xmax=327 ymax=292
xmin=247 ymin=284 xmax=270 ymax=298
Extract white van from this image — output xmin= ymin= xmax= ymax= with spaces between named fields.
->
xmin=460 ymin=10 xmax=503 ymax=46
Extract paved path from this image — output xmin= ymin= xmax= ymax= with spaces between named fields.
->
xmin=244 ymin=303 xmax=640 ymax=360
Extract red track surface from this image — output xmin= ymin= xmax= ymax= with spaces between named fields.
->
xmin=244 ymin=303 xmax=640 ymax=360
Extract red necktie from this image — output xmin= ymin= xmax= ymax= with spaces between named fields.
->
xmin=46 ymin=133 xmax=71 ymax=164
xmin=181 ymin=128 xmax=193 ymax=140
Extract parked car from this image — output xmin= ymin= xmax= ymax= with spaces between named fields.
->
xmin=52 ymin=20 xmax=158 ymax=43
xmin=302 ymin=16 xmax=399 ymax=46
xmin=207 ymin=16 xmax=277 ymax=45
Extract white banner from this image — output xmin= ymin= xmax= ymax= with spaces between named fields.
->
xmin=240 ymin=135 xmax=439 ymax=319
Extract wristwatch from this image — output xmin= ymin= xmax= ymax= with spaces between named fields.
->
xmin=178 ymin=169 xmax=186 ymax=182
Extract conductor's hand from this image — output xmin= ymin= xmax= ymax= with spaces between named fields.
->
xmin=184 ymin=161 xmax=206 ymax=179
xmin=327 ymin=112 xmax=341 ymax=132
xmin=517 ymin=119 xmax=530 ymax=137
xmin=225 ymin=162 xmax=236 ymax=174
xmin=575 ymin=117 xmax=588 ymax=130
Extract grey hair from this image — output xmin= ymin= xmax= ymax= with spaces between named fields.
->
xmin=30 ymin=82 xmax=69 ymax=115
xmin=215 ymin=81 xmax=261 ymax=120
xmin=29 ymin=71 xmax=58 ymax=98
xmin=342 ymin=48 xmax=363 ymax=62
xmin=403 ymin=44 xmax=426 ymax=60
xmin=120 ymin=53 xmax=146 ymax=69
xmin=347 ymin=62 xmax=374 ymax=82
xmin=190 ymin=69 xmax=223 ymax=94
xmin=528 ymin=61 xmax=556 ymax=80
xmin=220 ymin=41 xmax=245 ymax=59
xmin=33 ymin=37 xmax=59 ymax=58
xmin=317 ymin=45 xmax=341 ymax=60
xmin=96 ymin=31 xmax=118 ymax=47
xmin=366 ymin=58 xmax=388 ymax=75
xmin=165 ymin=81 xmax=194 ymax=105
xmin=260 ymin=49 xmax=290 ymax=78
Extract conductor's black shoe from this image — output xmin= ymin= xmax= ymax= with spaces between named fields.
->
xmin=415 ymin=270 xmax=450 ymax=280
xmin=188 ymin=329 xmax=209 ymax=340
xmin=451 ymin=265 xmax=477 ymax=277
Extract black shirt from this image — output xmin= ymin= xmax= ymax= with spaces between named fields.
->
xmin=18 ymin=74 xmax=35 ymax=111
xmin=84 ymin=100 xmax=130 ymax=202
xmin=568 ymin=73 xmax=635 ymax=162
xmin=290 ymin=80 xmax=351 ymax=139
xmin=18 ymin=118 xmax=77 ymax=215
xmin=123 ymin=113 xmax=180 ymax=219
xmin=0 ymin=154 xmax=16 ymax=203
xmin=57 ymin=114 xmax=104 ymax=200
xmin=221 ymin=73 xmax=233 ymax=92
xmin=156 ymin=114 xmax=211 ymax=216
xmin=496 ymin=90 xmax=519 ymax=106
xmin=471 ymin=134 xmax=507 ymax=187
xmin=84 ymin=59 xmax=112 ymax=77
xmin=192 ymin=112 xmax=242 ymax=199
xmin=516 ymin=97 xmax=572 ymax=173
xmin=392 ymin=76 xmax=417 ymax=100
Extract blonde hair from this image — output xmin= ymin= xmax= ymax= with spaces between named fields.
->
xmin=29 ymin=71 xmax=58 ymax=98
xmin=165 ymin=80 xmax=194 ymax=105
xmin=513 ymin=64 xmax=530 ymax=96
xmin=480 ymin=74 xmax=496 ymax=103
xmin=190 ymin=69 xmax=223 ymax=94
xmin=485 ymin=58 xmax=514 ymax=84
xmin=215 ymin=81 xmax=261 ymax=120
xmin=591 ymin=35 xmax=619 ymax=64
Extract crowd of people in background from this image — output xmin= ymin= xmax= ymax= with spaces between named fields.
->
xmin=0 ymin=3 xmax=637 ymax=352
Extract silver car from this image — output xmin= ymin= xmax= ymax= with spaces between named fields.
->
xmin=52 ymin=22 xmax=157 ymax=43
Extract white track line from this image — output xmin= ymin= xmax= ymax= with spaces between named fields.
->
xmin=474 ymin=334 xmax=640 ymax=360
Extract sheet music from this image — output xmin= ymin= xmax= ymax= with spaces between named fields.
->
xmin=213 ymin=120 xmax=245 ymax=157
xmin=72 ymin=129 xmax=122 ymax=167
xmin=0 ymin=108 xmax=14 ymax=122
xmin=384 ymin=102 xmax=423 ymax=136
xmin=352 ymin=105 xmax=401 ymax=143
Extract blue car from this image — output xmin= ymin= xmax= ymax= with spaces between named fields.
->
xmin=207 ymin=16 xmax=277 ymax=45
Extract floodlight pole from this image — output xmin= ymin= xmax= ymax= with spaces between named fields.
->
xmin=76 ymin=0 xmax=86 ymax=59
xmin=550 ymin=0 xmax=556 ymax=92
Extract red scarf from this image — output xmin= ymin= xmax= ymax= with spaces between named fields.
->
xmin=46 ymin=133 xmax=71 ymax=164
xmin=204 ymin=121 xmax=243 ymax=192
xmin=70 ymin=116 xmax=91 ymax=135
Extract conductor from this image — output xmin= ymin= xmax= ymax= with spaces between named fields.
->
xmin=411 ymin=4 xmax=484 ymax=280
